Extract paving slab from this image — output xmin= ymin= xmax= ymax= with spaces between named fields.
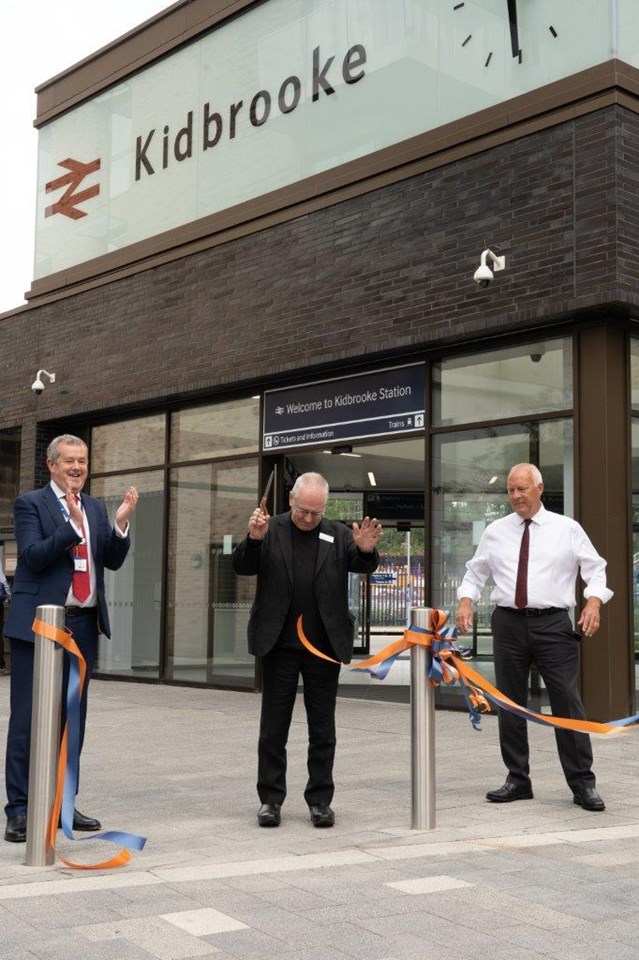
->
xmin=1 ymin=675 xmax=639 ymax=959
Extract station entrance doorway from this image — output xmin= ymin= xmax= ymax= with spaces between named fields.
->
xmin=263 ymin=436 xmax=426 ymax=672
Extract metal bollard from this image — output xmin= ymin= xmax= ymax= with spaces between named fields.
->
xmin=25 ymin=605 xmax=64 ymax=866
xmin=410 ymin=606 xmax=436 ymax=830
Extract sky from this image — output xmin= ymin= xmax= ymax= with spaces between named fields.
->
xmin=0 ymin=1 xmax=173 ymax=314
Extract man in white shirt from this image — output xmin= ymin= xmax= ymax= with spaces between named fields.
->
xmin=455 ymin=463 xmax=613 ymax=812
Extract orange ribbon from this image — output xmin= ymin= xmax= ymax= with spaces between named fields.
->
xmin=296 ymin=611 xmax=631 ymax=736
xmin=33 ymin=617 xmax=137 ymax=869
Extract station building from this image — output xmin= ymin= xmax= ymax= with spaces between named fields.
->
xmin=1 ymin=0 xmax=638 ymax=719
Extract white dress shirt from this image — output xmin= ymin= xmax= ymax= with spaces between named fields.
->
xmin=51 ymin=480 xmax=128 ymax=608
xmin=457 ymin=505 xmax=613 ymax=610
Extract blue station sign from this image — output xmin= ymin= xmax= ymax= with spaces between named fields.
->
xmin=263 ymin=363 xmax=425 ymax=450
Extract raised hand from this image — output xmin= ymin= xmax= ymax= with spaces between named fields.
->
xmin=115 ymin=486 xmax=139 ymax=530
xmin=352 ymin=517 xmax=383 ymax=553
xmin=249 ymin=506 xmax=270 ymax=541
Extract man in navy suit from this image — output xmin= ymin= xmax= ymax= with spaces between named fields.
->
xmin=3 ymin=434 xmax=138 ymax=843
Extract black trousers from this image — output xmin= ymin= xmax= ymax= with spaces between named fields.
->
xmin=491 ymin=607 xmax=595 ymax=792
xmin=258 ymin=646 xmax=341 ymax=807
xmin=4 ymin=609 xmax=99 ymax=818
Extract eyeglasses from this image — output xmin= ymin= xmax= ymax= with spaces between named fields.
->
xmin=291 ymin=500 xmax=325 ymax=519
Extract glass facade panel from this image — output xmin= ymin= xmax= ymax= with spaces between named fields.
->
xmin=432 ymin=338 xmax=572 ymax=426
xmin=93 ymin=470 xmax=164 ymax=678
xmin=632 ymin=421 xmax=639 ymax=667
xmin=631 ymin=338 xmax=639 ymax=409
xmin=0 ymin=428 xmax=20 ymax=533
xmin=431 ymin=419 xmax=573 ymax=703
xmin=171 ymin=397 xmax=260 ymax=462
xmin=166 ymin=459 xmax=258 ymax=685
xmin=91 ymin=415 xmax=165 ymax=472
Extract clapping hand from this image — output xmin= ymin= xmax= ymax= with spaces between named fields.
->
xmin=115 ymin=486 xmax=139 ymax=531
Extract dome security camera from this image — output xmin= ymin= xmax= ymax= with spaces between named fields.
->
xmin=473 ymin=263 xmax=494 ymax=288
xmin=31 ymin=369 xmax=55 ymax=396
xmin=473 ymin=249 xmax=506 ymax=288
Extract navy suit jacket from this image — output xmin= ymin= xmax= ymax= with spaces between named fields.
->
xmin=232 ymin=513 xmax=379 ymax=663
xmin=4 ymin=484 xmax=130 ymax=642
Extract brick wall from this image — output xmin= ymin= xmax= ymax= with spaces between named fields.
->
xmin=1 ymin=105 xmax=637 ymax=446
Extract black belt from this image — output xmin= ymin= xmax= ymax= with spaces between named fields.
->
xmin=496 ymin=606 xmax=566 ymax=617
xmin=65 ymin=606 xmax=96 ymax=617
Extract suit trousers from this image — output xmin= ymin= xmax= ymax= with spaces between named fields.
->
xmin=491 ymin=606 xmax=595 ymax=792
xmin=4 ymin=609 xmax=99 ymax=818
xmin=258 ymin=645 xmax=341 ymax=807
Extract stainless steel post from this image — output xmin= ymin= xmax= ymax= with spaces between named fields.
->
xmin=25 ymin=605 xmax=64 ymax=866
xmin=410 ymin=606 xmax=435 ymax=830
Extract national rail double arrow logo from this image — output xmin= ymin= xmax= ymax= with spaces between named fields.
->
xmin=44 ymin=157 xmax=101 ymax=220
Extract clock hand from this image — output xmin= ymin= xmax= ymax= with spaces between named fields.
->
xmin=507 ymin=0 xmax=520 ymax=59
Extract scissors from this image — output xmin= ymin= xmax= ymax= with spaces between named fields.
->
xmin=258 ymin=469 xmax=275 ymax=513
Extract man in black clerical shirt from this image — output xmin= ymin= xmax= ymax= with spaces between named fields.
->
xmin=232 ymin=472 xmax=381 ymax=828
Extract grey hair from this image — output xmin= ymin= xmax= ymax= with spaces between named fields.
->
xmin=508 ymin=462 xmax=543 ymax=485
xmin=47 ymin=435 xmax=87 ymax=462
xmin=291 ymin=472 xmax=329 ymax=500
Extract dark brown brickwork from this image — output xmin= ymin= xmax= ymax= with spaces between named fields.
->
xmin=0 ymin=105 xmax=638 ymax=441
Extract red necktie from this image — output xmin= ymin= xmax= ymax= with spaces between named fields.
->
xmin=72 ymin=495 xmax=91 ymax=603
xmin=514 ymin=519 xmax=532 ymax=609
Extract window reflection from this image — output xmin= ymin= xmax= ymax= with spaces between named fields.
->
xmin=92 ymin=415 xmax=165 ymax=473
xmin=433 ymin=338 xmax=572 ymax=426
xmin=93 ymin=470 xmax=164 ymax=678
xmin=172 ymin=398 xmax=260 ymax=462
xmin=0 ymin=428 xmax=20 ymax=532
xmin=166 ymin=459 xmax=258 ymax=685
xmin=431 ymin=420 xmax=573 ymax=704
xmin=632 ymin=421 xmax=639 ymax=672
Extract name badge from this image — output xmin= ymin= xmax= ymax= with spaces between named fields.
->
xmin=74 ymin=558 xmax=88 ymax=572
xmin=319 ymin=532 xmax=334 ymax=543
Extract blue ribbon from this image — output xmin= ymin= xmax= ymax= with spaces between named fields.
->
xmin=59 ymin=646 xmax=146 ymax=851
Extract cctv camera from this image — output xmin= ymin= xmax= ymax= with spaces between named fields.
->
xmin=30 ymin=369 xmax=55 ymax=396
xmin=473 ymin=264 xmax=493 ymax=288
xmin=473 ymin=249 xmax=506 ymax=288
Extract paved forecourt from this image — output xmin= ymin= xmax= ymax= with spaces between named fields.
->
xmin=1 ymin=676 xmax=639 ymax=960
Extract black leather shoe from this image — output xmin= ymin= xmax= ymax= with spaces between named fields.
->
xmin=70 ymin=809 xmax=101 ymax=831
xmin=257 ymin=803 xmax=281 ymax=827
xmin=486 ymin=781 xmax=534 ymax=803
xmin=309 ymin=804 xmax=335 ymax=827
xmin=573 ymin=786 xmax=605 ymax=811
xmin=5 ymin=814 xmax=27 ymax=843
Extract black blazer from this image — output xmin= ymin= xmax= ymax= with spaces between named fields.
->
xmin=5 ymin=484 xmax=130 ymax=642
xmin=232 ymin=512 xmax=379 ymax=663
